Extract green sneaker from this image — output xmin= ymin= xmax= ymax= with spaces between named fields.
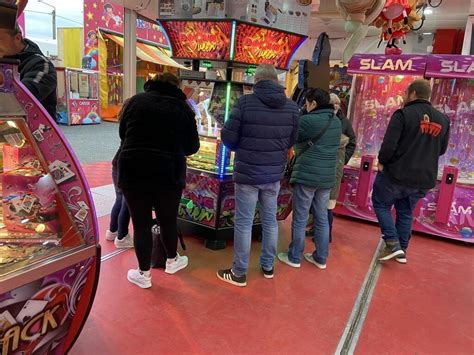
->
xmin=379 ymin=241 xmax=405 ymax=261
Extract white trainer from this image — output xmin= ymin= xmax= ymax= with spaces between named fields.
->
xmin=277 ymin=252 xmax=301 ymax=268
xmin=304 ymin=253 xmax=327 ymax=270
xmin=165 ymin=253 xmax=188 ymax=274
xmin=105 ymin=229 xmax=117 ymax=241
xmin=127 ymin=269 xmax=152 ymax=288
xmin=114 ymin=234 xmax=134 ymax=249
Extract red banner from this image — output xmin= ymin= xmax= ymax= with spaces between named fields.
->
xmin=160 ymin=21 xmax=232 ymax=60
xmin=233 ymin=23 xmax=306 ymax=69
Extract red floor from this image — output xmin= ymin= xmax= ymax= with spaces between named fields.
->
xmin=71 ymin=162 xmax=474 ymax=354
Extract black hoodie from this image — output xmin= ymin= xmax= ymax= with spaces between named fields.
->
xmin=6 ymin=39 xmax=57 ymax=119
xmin=118 ymin=80 xmax=200 ymax=190
xmin=379 ymin=99 xmax=450 ymax=190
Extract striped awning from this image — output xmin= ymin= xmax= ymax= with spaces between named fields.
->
xmin=105 ymin=33 xmax=186 ymax=69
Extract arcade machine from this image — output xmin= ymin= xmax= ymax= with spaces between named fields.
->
xmin=334 ymin=54 xmax=474 ymax=242
xmin=56 ymin=67 xmax=101 ymax=125
xmin=420 ymin=55 xmax=474 ymax=240
xmin=0 ymin=5 xmax=100 ymax=353
xmin=158 ymin=19 xmax=307 ymax=249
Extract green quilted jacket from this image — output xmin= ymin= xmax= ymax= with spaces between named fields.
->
xmin=290 ymin=106 xmax=342 ymax=188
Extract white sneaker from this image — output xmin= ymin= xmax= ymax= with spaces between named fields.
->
xmin=105 ymin=230 xmax=117 ymax=241
xmin=114 ymin=234 xmax=134 ymax=249
xmin=277 ymin=252 xmax=301 ymax=268
xmin=127 ymin=269 xmax=152 ymax=288
xmin=165 ymin=253 xmax=188 ymax=274
xmin=304 ymin=253 xmax=327 ymax=270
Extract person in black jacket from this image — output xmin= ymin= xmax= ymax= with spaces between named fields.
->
xmin=0 ymin=26 xmax=57 ymax=118
xmin=373 ymin=79 xmax=450 ymax=264
xmin=118 ymin=73 xmax=200 ymax=288
xmin=105 ymin=99 xmax=132 ymax=249
xmin=217 ymin=65 xmax=299 ymax=287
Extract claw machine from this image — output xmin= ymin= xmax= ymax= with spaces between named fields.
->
xmin=0 ymin=58 xmax=100 ymax=354
xmin=158 ymin=19 xmax=306 ymax=249
xmin=335 ymin=54 xmax=474 ymax=242
xmin=56 ymin=67 xmax=101 ymax=125
xmin=419 ymin=55 xmax=474 ymax=240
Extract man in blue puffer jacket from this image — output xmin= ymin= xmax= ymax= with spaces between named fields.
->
xmin=217 ymin=65 xmax=300 ymax=287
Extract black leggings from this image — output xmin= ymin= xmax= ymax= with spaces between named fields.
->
xmin=123 ymin=187 xmax=182 ymax=271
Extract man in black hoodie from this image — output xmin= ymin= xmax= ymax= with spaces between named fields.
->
xmin=0 ymin=26 xmax=57 ymax=118
xmin=373 ymin=79 xmax=450 ymax=264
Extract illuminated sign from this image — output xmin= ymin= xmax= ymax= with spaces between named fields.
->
xmin=348 ymin=55 xmax=427 ymax=75
xmin=233 ymin=23 xmax=306 ymax=69
xmin=159 ymin=21 xmax=232 ymax=60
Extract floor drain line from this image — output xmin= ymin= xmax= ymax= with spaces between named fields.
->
xmin=100 ymin=248 xmax=129 ymax=262
xmin=335 ymin=239 xmax=384 ymax=355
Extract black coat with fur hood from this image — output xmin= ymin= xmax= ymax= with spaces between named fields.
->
xmin=117 ymin=79 xmax=200 ymax=190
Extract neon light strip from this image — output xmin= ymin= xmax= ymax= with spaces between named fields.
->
xmin=229 ymin=20 xmax=237 ymax=61
xmin=219 ymin=82 xmax=233 ymax=178
xmin=157 ymin=21 xmax=173 ymax=57
xmin=286 ymin=36 xmax=308 ymax=70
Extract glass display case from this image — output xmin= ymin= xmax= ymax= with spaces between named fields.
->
xmin=347 ymin=73 xmax=420 ymax=168
xmin=430 ymin=77 xmax=474 ymax=184
xmin=182 ymin=79 xmax=249 ymax=175
xmin=0 ymin=56 xmax=100 ymax=354
xmin=0 ymin=117 xmax=85 ymax=277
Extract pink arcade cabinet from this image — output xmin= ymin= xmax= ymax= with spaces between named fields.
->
xmin=334 ymin=54 xmax=474 ymax=243
xmin=0 ymin=58 xmax=101 ymax=353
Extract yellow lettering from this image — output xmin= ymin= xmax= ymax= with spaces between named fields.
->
xmin=360 ymin=59 xmax=371 ymax=70
xmin=20 ymin=312 xmax=44 ymax=342
xmin=41 ymin=304 xmax=61 ymax=334
xmin=2 ymin=325 xmax=21 ymax=354
xmin=382 ymin=59 xmax=395 ymax=71
xmin=397 ymin=59 xmax=412 ymax=71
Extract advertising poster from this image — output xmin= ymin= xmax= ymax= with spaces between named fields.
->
xmin=160 ymin=20 xmax=232 ymax=60
xmin=83 ymin=0 xmax=169 ymax=70
xmin=233 ymin=23 xmax=306 ymax=69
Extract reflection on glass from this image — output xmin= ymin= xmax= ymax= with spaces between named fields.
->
xmin=348 ymin=74 xmax=419 ymax=167
xmin=431 ymin=78 xmax=474 ymax=184
xmin=0 ymin=119 xmax=84 ymax=277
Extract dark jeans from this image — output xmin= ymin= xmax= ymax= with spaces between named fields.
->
xmin=110 ymin=169 xmax=130 ymax=239
xmin=122 ymin=187 xmax=182 ymax=272
xmin=372 ymin=171 xmax=426 ymax=250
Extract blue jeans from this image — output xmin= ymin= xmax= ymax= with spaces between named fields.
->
xmin=232 ymin=182 xmax=280 ymax=277
xmin=372 ymin=171 xmax=426 ymax=250
xmin=110 ymin=169 xmax=131 ymax=239
xmin=288 ymin=184 xmax=331 ymax=265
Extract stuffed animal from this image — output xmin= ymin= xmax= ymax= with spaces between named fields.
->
xmin=376 ymin=0 xmax=411 ymax=34
xmin=336 ymin=0 xmax=386 ymax=64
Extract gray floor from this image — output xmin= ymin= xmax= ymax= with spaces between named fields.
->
xmin=59 ymin=122 xmax=120 ymax=164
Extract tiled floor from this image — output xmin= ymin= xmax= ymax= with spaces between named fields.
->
xmin=71 ymin=162 xmax=474 ymax=355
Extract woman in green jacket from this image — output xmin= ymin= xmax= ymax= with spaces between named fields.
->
xmin=278 ymin=88 xmax=342 ymax=270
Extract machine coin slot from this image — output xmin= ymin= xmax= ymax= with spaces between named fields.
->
xmin=446 ymin=173 xmax=454 ymax=184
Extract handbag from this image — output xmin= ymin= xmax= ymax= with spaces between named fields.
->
xmin=285 ymin=113 xmax=335 ymax=178
xmin=151 ymin=221 xmax=186 ymax=268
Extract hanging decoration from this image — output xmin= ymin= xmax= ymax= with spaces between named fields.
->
xmin=337 ymin=0 xmax=443 ymax=61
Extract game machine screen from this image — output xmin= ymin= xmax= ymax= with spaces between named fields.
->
xmin=159 ymin=18 xmax=306 ymax=248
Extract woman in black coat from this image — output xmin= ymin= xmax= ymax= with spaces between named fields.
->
xmin=118 ymin=73 xmax=200 ymax=288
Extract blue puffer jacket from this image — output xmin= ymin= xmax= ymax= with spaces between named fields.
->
xmin=221 ymin=80 xmax=300 ymax=185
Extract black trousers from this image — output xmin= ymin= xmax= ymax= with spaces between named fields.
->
xmin=123 ymin=187 xmax=182 ymax=271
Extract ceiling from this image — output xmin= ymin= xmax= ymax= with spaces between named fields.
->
xmin=309 ymin=0 xmax=472 ymax=40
